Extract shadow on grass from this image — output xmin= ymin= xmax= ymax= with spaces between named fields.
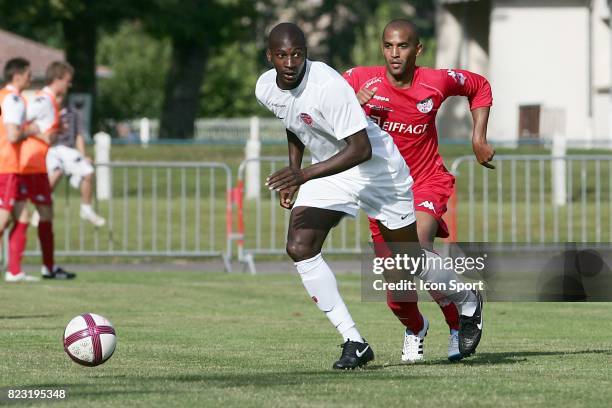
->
xmin=21 ymin=368 xmax=425 ymax=396
xmin=384 ymin=348 xmax=612 ymax=367
xmin=0 ymin=314 xmax=58 ymax=320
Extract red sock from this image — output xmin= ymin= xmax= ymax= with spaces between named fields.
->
xmin=430 ymin=291 xmax=460 ymax=331
xmin=8 ymin=222 xmax=28 ymax=275
xmin=38 ymin=221 xmax=54 ymax=271
xmin=386 ymin=290 xmax=424 ymax=334
xmin=439 ymin=302 xmax=460 ymax=331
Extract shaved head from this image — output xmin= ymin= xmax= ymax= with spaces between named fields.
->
xmin=266 ymin=23 xmax=308 ymax=90
xmin=268 ymin=22 xmax=306 ymax=50
xmin=383 ymin=19 xmax=420 ymax=44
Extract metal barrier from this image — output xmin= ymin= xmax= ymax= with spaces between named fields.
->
xmin=3 ymin=162 xmax=233 ymax=271
xmin=449 ymin=155 xmax=612 ymax=243
xmin=233 ymin=157 xmax=368 ymax=273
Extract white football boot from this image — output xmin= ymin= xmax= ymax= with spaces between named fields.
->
xmin=401 ymin=316 xmax=429 ymax=363
xmin=5 ymin=272 xmax=40 ymax=282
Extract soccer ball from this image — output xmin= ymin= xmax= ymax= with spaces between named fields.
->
xmin=63 ymin=313 xmax=116 ymax=366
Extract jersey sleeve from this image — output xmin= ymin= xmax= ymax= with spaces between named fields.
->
xmin=342 ymin=67 xmax=361 ymax=93
xmin=320 ymin=77 xmax=368 ymax=140
xmin=440 ymin=69 xmax=493 ymax=110
xmin=1 ymin=94 xmax=25 ymax=126
xmin=27 ymin=95 xmax=56 ymax=133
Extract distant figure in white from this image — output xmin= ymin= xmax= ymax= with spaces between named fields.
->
xmin=31 ymin=99 xmax=105 ymax=227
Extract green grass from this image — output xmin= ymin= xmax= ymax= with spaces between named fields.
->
xmin=1 ymin=271 xmax=611 ymax=407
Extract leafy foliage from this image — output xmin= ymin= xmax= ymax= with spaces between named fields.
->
xmin=97 ymin=22 xmax=170 ymax=121
xmin=0 ymin=0 xmax=438 ymax=128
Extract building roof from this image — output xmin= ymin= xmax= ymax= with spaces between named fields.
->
xmin=0 ymin=28 xmax=64 ymax=81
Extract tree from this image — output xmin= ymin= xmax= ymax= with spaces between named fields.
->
xmin=351 ymin=1 xmax=437 ymax=70
xmin=0 ymin=0 xmax=142 ymax=126
xmin=97 ymin=22 xmax=170 ymax=121
xmin=142 ymin=0 xmax=260 ymax=139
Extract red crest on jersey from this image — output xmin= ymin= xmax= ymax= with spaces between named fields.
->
xmin=300 ymin=113 xmax=313 ymax=126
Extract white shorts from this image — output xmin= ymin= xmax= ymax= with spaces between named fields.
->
xmin=46 ymin=145 xmax=94 ymax=189
xmin=292 ymin=155 xmax=416 ymax=230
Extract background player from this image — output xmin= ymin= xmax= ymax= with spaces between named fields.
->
xmin=257 ymin=23 xmax=483 ymax=369
xmin=16 ymin=61 xmax=76 ymax=280
xmin=0 ymin=58 xmax=37 ymax=282
xmin=30 ymin=100 xmax=105 ymax=227
xmin=343 ymin=19 xmax=494 ymax=362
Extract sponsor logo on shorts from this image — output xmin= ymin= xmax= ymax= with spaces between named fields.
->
xmin=418 ymin=200 xmax=436 ymax=213
xmin=416 ymin=97 xmax=433 ymax=113
xmin=35 ymin=194 xmax=46 ymax=202
xmin=300 ymin=113 xmax=313 ymax=126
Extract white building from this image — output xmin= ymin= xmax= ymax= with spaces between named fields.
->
xmin=435 ymin=0 xmax=611 ymax=147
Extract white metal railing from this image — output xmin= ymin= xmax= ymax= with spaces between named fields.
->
xmin=1 ymin=161 xmax=233 ymax=271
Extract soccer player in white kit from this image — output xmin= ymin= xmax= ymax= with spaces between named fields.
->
xmin=256 ymin=23 xmax=483 ymax=369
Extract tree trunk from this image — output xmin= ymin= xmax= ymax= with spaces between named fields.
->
xmin=62 ymin=13 xmax=97 ymax=123
xmin=159 ymin=37 xmax=209 ymax=139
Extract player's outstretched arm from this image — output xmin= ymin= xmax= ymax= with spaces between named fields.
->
xmin=471 ymin=106 xmax=495 ymax=169
xmin=267 ymin=129 xmax=372 ymax=192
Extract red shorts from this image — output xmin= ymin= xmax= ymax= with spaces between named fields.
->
xmin=369 ymin=172 xmax=455 ymax=245
xmin=0 ymin=173 xmax=19 ymax=211
xmin=17 ymin=173 xmax=52 ymax=205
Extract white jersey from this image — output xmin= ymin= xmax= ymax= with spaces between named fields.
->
xmin=1 ymin=85 xmax=26 ymax=126
xmin=27 ymin=86 xmax=57 ymax=134
xmin=255 ymin=60 xmax=416 ymax=230
xmin=255 ymin=60 xmax=406 ymax=179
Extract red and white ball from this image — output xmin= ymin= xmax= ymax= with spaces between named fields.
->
xmin=63 ymin=313 xmax=116 ymax=366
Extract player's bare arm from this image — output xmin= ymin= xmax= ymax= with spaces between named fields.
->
xmin=279 ymin=129 xmax=304 ymax=209
xmin=75 ymin=133 xmax=91 ymax=161
xmin=5 ymin=123 xmax=29 ymax=143
xmin=266 ymin=129 xmax=372 ymax=192
xmin=471 ymin=106 xmax=495 ymax=169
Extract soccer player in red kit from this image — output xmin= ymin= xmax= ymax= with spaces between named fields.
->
xmin=0 ymin=58 xmax=39 ymax=282
xmin=343 ymin=19 xmax=494 ymax=362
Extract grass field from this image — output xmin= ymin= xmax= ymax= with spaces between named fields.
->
xmin=2 ymin=270 xmax=612 ymax=407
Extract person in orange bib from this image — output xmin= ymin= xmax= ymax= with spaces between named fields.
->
xmin=0 ymin=57 xmax=40 ymax=282
xmin=16 ymin=61 xmax=76 ymax=279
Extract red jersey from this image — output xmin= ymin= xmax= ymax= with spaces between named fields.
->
xmin=342 ymin=66 xmax=492 ymax=184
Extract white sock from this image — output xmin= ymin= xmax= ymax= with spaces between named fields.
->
xmin=80 ymin=204 xmax=93 ymax=213
xmin=295 ymin=253 xmax=364 ymax=343
xmin=417 ymin=249 xmax=478 ymax=317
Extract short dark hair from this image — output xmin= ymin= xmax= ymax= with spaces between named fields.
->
xmin=3 ymin=57 xmax=30 ymax=82
xmin=45 ymin=61 xmax=74 ymax=85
